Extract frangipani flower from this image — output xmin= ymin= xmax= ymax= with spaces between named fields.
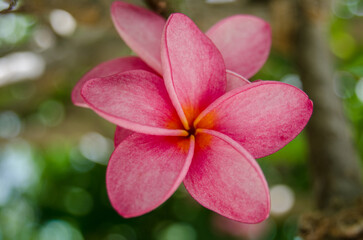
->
xmin=72 ymin=0 xmax=271 ymax=108
xmin=75 ymin=10 xmax=313 ymax=223
xmin=72 ymin=0 xmax=272 ymax=157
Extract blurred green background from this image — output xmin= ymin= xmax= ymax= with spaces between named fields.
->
xmin=0 ymin=0 xmax=362 ymax=239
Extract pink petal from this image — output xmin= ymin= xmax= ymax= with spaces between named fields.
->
xmin=107 ymin=133 xmax=195 ymax=218
xmin=184 ymin=129 xmax=270 ymax=223
xmin=111 ymin=1 xmax=165 ymax=73
xmin=207 ymin=15 xmax=271 ymax=79
xmin=226 ymin=70 xmax=250 ymax=92
xmin=114 ymin=126 xmax=133 ymax=147
xmin=195 ymin=81 xmax=313 ymax=158
xmin=72 ymin=57 xmax=153 ymax=107
xmin=81 ymin=70 xmax=187 ymax=136
xmin=161 ymin=13 xmax=226 ymax=129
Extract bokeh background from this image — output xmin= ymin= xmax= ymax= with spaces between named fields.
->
xmin=0 ymin=0 xmax=362 ymax=239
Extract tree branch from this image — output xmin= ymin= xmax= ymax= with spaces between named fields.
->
xmin=0 ymin=0 xmax=18 ymax=14
xmin=144 ymin=0 xmax=174 ymax=18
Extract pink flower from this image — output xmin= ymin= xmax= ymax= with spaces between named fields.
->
xmin=72 ymin=1 xmax=271 ymax=107
xmin=72 ymin=2 xmax=313 ymax=223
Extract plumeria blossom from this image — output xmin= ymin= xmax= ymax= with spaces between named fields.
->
xmin=71 ymin=1 xmax=271 ymax=146
xmin=73 ymin=3 xmax=313 ymax=222
xmin=72 ymin=1 xmax=271 ymax=108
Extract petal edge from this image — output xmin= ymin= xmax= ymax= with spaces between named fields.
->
xmin=72 ymin=57 xmax=153 ymax=107
xmin=161 ymin=13 xmax=227 ymax=129
xmin=195 ymin=81 xmax=313 ymax=158
xmin=111 ymin=1 xmax=165 ymax=73
xmin=81 ymin=70 xmax=187 ymax=137
xmin=207 ymin=15 xmax=271 ymax=78
xmin=184 ymin=129 xmax=270 ymax=223
xmin=107 ymin=134 xmax=195 ymax=218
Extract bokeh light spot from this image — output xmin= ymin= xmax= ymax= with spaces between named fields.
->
xmin=0 ymin=199 xmax=37 ymax=238
xmin=0 ymin=0 xmax=9 ymax=11
xmin=159 ymin=223 xmax=196 ymax=240
xmin=333 ymin=71 xmax=356 ymax=99
xmin=79 ymin=132 xmax=112 ymax=165
xmin=330 ymin=32 xmax=356 ymax=59
xmin=355 ymin=78 xmax=363 ymax=103
xmin=0 ymin=52 xmax=45 ymax=86
xmin=33 ymin=26 xmax=56 ymax=50
xmin=281 ymin=74 xmax=303 ymax=89
xmin=348 ymin=0 xmax=363 ymax=16
xmin=49 ymin=9 xmax=77 ymax=36
xmin=0 ymin=111 xmax=21 ymax=139
xmin=38 ymin=100 xmax=65 ymax=127
xmin=38 ymin=220 xmax=83 ymax=240
xmin=332 ymin=0 xmax=355 ymax=18
xmin=0 ymin=14 xmax=33 ymax=46
xmin=270 ymin=184 xmax=295 ymax=215
xmin=69 ymin=147 xmax=95 ymax=172
xmin=0 ymin=14 xmax=16 ymax=39
xmin=0 ymin=140 xmax=37 ymax=205
xmin=64 ymin=187 xmax=93 ymax=216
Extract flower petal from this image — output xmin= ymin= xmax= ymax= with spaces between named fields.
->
xmin=195 ymin=81 xmax=313 ymax=158
xmin=226 ymin=70 xmax=250 ymax=92
xmin=184 ymin=129 xmax=270 ymax=223
xmin=72 ymin=57 xmax=153 ymax=107
xmin=114 ymin=126 xmax=133 ymax=147
xmin=161 ymin=13 xmax=226 ymax=129
xmin=107 ymin=133 xmax=195 ymax=218
xmin=81 ymin=70 xmax=187 ymax=136
xmin=207 ymin=15 xmax=271 ymax=78
xmin=111 ymin=1 xmax=165 ymax=73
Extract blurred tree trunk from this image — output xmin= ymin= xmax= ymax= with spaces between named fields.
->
xmin=293 ymin=0 xmax=362 ymax=210
xmin=290 ymin=0 xmax=363 ymax=239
